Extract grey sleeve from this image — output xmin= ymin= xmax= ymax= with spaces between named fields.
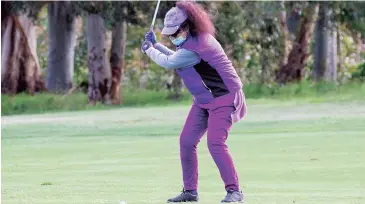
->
xmin=154 ymin=43 xmax=175 ymax=56
xmin=145 ymin=47 xmax=201 ymax=70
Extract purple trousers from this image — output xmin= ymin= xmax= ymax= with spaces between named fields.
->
xmin=180 ymin=90 xmax=247 ymax=191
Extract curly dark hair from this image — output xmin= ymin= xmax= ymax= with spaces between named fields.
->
xmin=176 ymin=1 xmax=215 ymax=37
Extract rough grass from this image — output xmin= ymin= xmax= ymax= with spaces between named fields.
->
xmin=2 ymin=81 xmax=365 ymax=116
xmin=2 ymin=100 xmax=365 ymax=204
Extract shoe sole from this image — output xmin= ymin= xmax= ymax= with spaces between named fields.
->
xmin=221 ymin=201 xmax=244 ymax=204
xmin=167 ymin=200 xmax=198 ymax=203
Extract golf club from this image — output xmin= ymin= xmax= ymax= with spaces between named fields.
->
xmin=150 ymin=0 xmax=161 ymax=31
xmin=142 ymin=0 xmax=161 ymax=51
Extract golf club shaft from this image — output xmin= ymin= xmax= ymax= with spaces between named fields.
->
xmin=150 ymin=0 xmax=161 ymax=31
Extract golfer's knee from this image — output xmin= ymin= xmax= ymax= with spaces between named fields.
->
xmin=208 ymin=141 xmax=226 ymax=153
xmin=207 ymin=131 xmax=228 ymax=154
xmin=180 ymin=135 xmax=198 ymax=150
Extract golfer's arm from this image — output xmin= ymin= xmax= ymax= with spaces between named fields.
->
xmin=154 ymin=43 xmax=175 ymax=55
xmin=146 ymin=47 xmax=200 ymax=69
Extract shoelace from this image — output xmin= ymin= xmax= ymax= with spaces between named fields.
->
xmin=180 ymin=187 xmax=196 ymax=195
xmin=178 ymin=188 xmax=189 ymax=197
xmin=179 ymin=190 xmax=198 ymax=200
xmin=180 ymin=187 xmax=186 ymax=194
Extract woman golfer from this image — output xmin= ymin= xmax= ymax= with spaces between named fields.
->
xmin=141 ymin=2 xmax=246 ymax=203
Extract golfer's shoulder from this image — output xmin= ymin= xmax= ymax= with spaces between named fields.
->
xmin=197 ymin=33 xmax=218 ymax=46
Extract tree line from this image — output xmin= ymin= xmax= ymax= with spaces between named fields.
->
xmin=1 ymin=1 xmax=364 ymax=104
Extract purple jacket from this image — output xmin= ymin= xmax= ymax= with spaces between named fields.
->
xmin=176 ymin=33 xmax=243 ymax=104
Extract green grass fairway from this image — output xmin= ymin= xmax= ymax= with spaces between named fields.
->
xmin=2 ymin=100 xmax=365 ymax=204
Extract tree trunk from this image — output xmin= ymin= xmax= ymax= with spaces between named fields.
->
xmin=86 ymin=14 xmax=112 ymax=105
xmin=279 ymin=1 xmax=290 ymax=68
xmin=286 ymin=4 xmax=301 ymax=39
xmin=110 ymin=20 xmax=127 ymax=105
xmin=337 ymin=26 xmax=344 ymax=81
xmin=276 ymin=3 xmax=319 ymax=84
xmin=325 ymin=30 xmax=337 ymax=81
xmin=313 ymin=2 xmax=328 ymax=81
xmin=46 ymin=1 xmax=76 ymax=93
xmin=313 ymin=2 xmax=337 ymax=82
xmin=355 ymin=32 xmax=362 ymax=63
xmin=1 ymin=15 xmax=45 ymax=94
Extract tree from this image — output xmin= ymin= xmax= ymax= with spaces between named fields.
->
xmin=109 ymin=1 xmax=144 ymax=105
xmin=334 ymin=2 xmax=365 ymax=63
xmin=276 ymin=2 xmax=319 ymax=84
xmin=110 ymin=19 xmax=127 ymax=105
xmin=278 ymin=1 xmax=302 ymax=68
xmin=74 ymin=1 xmax=167 ymax=104
xmin=74 ymin=2 xmax=114 ymax=104
xmin=239 ymin=2 xmax=283 ymax=83
xmin=278 ymin=1 xmax=290 ymax=68
xmin=86 ymin=13 xmax=112 ymax=105
xmin=212 ymin=1 xmax=246 ymax=61
xmin=311 ymin=2 xmax=365 ymax=82
xmin=46 ymin=1 xmax=77 ymax=92
xmin=313 ymin=2 xmax=337 ymax=82
xmin=210 ymin=2 xmax=288 ymax=84
xmin=1 ymin=1 xmax=46 ymax=94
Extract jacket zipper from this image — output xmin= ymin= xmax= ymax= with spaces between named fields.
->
xmin=202 ymin=81 xmax=212 ymax=93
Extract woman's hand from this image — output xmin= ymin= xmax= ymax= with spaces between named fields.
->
xmin=141 ymin=40 xmax=153 ymax=54
xmin=145 ymin=31 xmax=157 ymax=45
